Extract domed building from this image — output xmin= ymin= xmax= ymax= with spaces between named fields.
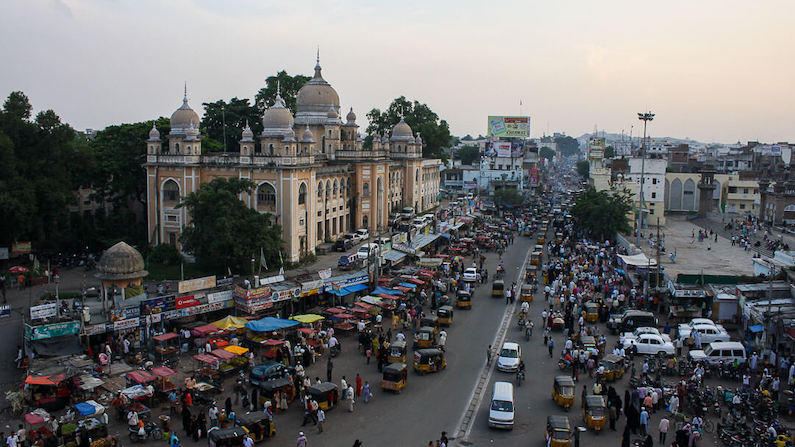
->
xmin=95 ymin=241 xmax=148 ymax=306
xmin=144 ymin=56 xmax=441 ymax=262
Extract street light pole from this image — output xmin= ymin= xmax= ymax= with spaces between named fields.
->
xmin=636 ymin=111 xmax=655 ymax=248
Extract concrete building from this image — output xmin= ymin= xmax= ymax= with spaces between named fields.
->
xmin=144 ymin=58 xmax=441 ymax=262
xmin=626 ymin=156 xmax=667 ymax=227
xmin=587 ymin=137 xmax=611 ymax=192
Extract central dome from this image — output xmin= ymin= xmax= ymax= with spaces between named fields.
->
xmin=170 ymin=95 xmax=200 ymax=132
xmin=295 ymin=61 xmax=340 ymax=124
xmin=390 ymin=116 xmax=414 ymax=141
xmin=262 ymin=92 xmax=294 ymax=131
xmin=96 ymin=241 xmax=148 ymax=281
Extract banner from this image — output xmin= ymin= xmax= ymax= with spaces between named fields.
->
xmin=113 ymin=317 xmax=140 ymax=331
xmin=84 ymin=324 xmax=108 ymax=336
xmin=178 ymin=276 xmax=216 ymax=294
xmin=259 ymin=275 xmax=285 ymax=286
xmin=11 ymin=242 xmax=32 ymax=256
xmin=301 ymin=279 xmax=324 ymax=297
xmin=318 ymin=268 xmax=332 ymax=280
xmin=25 ymin=321 xmax=81 ymax=340
xmin=216 ymin=276 xmax=234 ymax=287
xmin=175 ymin=295 xmax=200 ymax=309
xmin=0 ymin=248 xmax=8 ymax=260
xmin=207 ymin=290 xmax=234 ymax=304
xmin=487 ymin=116 xmax=530 ymax=138
xmin=30 ymin=303 xmax=58 ymax=319
xmin=141 ymin=296 xmax=166 ymax=315
xmin=110 ymin=305 xmax=140 ymax=322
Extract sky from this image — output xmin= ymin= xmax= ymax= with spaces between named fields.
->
xmin=1 ymin=0 xmax=793 ymax=144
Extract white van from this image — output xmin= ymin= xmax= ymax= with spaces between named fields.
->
xmin=688 ymin=341 xmax=747 ymax=365
xmin=357 ymin=242 xmax=379 ymax=260
xmin=488 ymin=381 xmax=515 ymax=429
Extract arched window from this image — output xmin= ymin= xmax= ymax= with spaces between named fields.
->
xmin=298 ymin=183 xmax=307 ymax=205
xmin=362 ymin=215 xmax=369 ymax=228
xmin=333 ymin=179 xmax=339 ymax=196
xmin=256 ymin=183 xmax=276 ymax=210
xmin=163 ymin=180 xmax=180 ymax=203
xmin=416 ymin=169 xmax=420 ymax=182
xmin=362 ymin=182 xmax=370 ymax=198
xmin=174 ymin=143 xmax=180 ymax=154
xmin=317 ymin=181 xmax=324 ymax=198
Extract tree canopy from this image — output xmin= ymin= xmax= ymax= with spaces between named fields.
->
xmin=365 ymin=96 xmax=451 ymax=160
xmin=179 ymin=177 xmax=283 ymax=273
xmin=540 ymin=146 xmax=555 ymax=161
xmin=555 ymin=135 xmax=580 ymax=157
xmin=201 ymin=98 xmax=261 ymax=152
xmin=254 ymin=70 xmax=310 ymax=115
xmin=576 ymin=160 xmax=590 ymax=178
xmin=494 ymin=188 xmax=524 ymax=207
xmin=455 ymin=145 xmax=480 ymax=165
xmin=570 ymin=187 xmax=633 ymax=240
xmin=604 ymin=145 xmax=615 ymax=159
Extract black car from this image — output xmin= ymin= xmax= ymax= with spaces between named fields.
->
xmin=334 ymin=238 xmax=353 ymax=252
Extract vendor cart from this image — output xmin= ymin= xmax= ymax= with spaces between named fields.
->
xmin=151 ymin=366 xmax=177 ymax=397
xmin=152 ymin=332 xmax=179 ymax=362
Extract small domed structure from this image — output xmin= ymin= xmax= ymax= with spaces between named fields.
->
xmin=301 ymin=125 xmax=315 ymax=143
xmin=390 ymin=116 xmax=413 ymax=141
xmin=326 ymin=106 xmax=338 ymax=119
xmin=170 ymin=88 xmax=200 ymax=132
xmin=241 ymin=121 xmax=254 ymax=142
xmin=346 ymin=107 xmax=357 ymax=124
xmin=262 ymin=91 xmax=294 ymax=131
xmin=96 ymin=242 xmax=147 ymax=281
xmin=148 ymin=123 xmax=161 ymax=141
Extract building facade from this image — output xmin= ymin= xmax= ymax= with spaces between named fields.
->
xmin=144 ymin=59 xmax=441 ymax=262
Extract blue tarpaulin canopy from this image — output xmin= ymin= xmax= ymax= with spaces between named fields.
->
xmin=245 ymin=317 xmax=300 ymax=332
xmin=346 ymin=283 xmax=369 ymax=293
xmin=75 ymin=400 xmax=104 ymax=416
xmin=398 ymin=282 xmax=417 ymax=289
xmin=327 ymin=283 xmax=369 ymax=296
xmin=749 ymin=324 xmax=764 ymax=333
xmin=372 ymin=286 xmax=401 ymax=296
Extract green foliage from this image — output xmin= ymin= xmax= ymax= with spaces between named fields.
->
xmin=148 ymin=243 xmax=183 ymax=265
xmin=201 ymin=97 xmax=262 ymax=152
xmin=254 ymin=70 xmax=310 ymax=115
xmin=178 ymin=177 xmax=283 ymax=274
xmin=540 ymin=146 xmax=555 ymax=161
xmin=576 ymin=160 xmax=590 ymax=178
xmin=461 ymin=134 xmax=473 ymax=141
xmin=570 ymin=187 xmax=633 ymax=240
xmin=494 ymin=188 xmax=524 ymax=207
xmin=456 ymin=145 xmax=480 ymax=165
xmin=604 ymin=145 xmax=615 ymax=159
xmin=365 ymin=96 xmax=451 ymax=160
xmin=554 ymin=135 xmax=580 ymax=157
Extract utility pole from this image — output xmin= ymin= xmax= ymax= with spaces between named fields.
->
xmin=656 ymin=217 xmax=661 ymax=289
xmin=222 ymin=104 xmax=227 ymax=152
xmin=636 ymin=112 xmax=655 ymax=248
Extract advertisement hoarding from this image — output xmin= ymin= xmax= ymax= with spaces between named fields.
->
xmin=487 ymin=116 xmax=530 ymax=138
xmin=175 ymin=295 xmax=200 ymax=309
xmin=30 ymin=303 xmax=58 ymax=320
xmin=178 ymin=276 xmax=216 ymax=294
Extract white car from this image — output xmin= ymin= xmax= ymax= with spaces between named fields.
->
xmin=344 ymin=232 xmax=362 ymax=245
xmin=622 ymin=333 xmax=675 ymax=356
xmin=463 ymin=267 xmax=479 ymax=282
xmin=679 ymin=323 xmax=730 ymax=345
xmin=357 ymin=243 xmax=379 ymax=260
xmin=620 ymin=327 xmax=671 ymax=345
xmin=677 ymin=318 xmax=720 ymax=337
xmin=355 ymin=228 xmax=370 ymax=241
xmin=497 ymin=342 xmax=521 ymax=372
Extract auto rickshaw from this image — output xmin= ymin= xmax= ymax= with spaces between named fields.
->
xmin=491 ymin=280 xmax=505 ymax=298
xmin=580 ymin=335 xmax=597 ymax=354
xmin=583 ymin=395 xmax=607 ymax=432
xmin=584 ymin=302 xmax=599 ymax=323
xmin=381 ymin=362 xmax=408 ymax=392
xmin=388 ymin=340 xmax=407 ymax=363
xmin=414 ymin=326 xmax=438 ymax=349
xmin=552 ymin=376 xmax=576 ymax=409
xmin=307 ymin=382 xmax=339 ymax=411
xmin=456 ymin=290 xmax=472 ymax=309
xmin=208 ymin=427 xmax=249 ymax=447
xmin=413 ymin=348 xmax=446 ymax=375
xmin=597 ymin=354 xmax=626 ymax=382
xmin=437 ymin=306 xmax=454 ymax=326
xmin=234 ymin=411 xmax=275 ymax=442
xmin=537 ymin=235 xmax=546 ymax=245
xmin=546 ymin=415 xmax=572 ymax=447
xmin=520 ymin=285 xmax=533 ymax=303
xmin=525 ymin=264 xmax=538 ymax=282
xmin=555 ymin=232 xmax=564 ymax=244
xmin=420 ymin=315 xmax=439 ymax=334
xmin=530 ymin=251 xmax=542 ymax=266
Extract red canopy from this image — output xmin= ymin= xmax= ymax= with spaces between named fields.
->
xmin=394 ymin=286 xmax=411 ymax=293
xmin=325 ymin=307 xmax=345 ymax=314
xmin=152 ymin=366 xmax=176 ymax=377
xmin=25 ymin=374 xmax=67 ymax=386
xmin=192 ymin=353 xmax=218 ymax=364
xmin=24 ymin=413 xmax=46 ymax=425
xmin=262 ymin=339 xmax=285 ymax=346
xmin=211 ymin=349 xmax=235 ymax=360
xmin=152 ymin=332 xmax=178 ymax=342
xmin=378 ymin=294 xmax=400 ymax=301
xmin=353 ymin=302 xmax=374 ymax=310
xmin=333 ymin=313 xmax=355 ymax=319
xmin=406 ymin=278 xmax=425 ymax=285
xmin=9 ymin=266 xmax=29 ymax=274
xmin=126 ymin=370 xmax=156 ymax=384
xmin=192 ymin=324 xmax=219 ymax=336
xmin=297 ymin=328 xmax=316 ymax=335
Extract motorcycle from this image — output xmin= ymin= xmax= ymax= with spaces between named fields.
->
xmin=516 ymin=370 xmax=525 ymax=386
xmin=129 ymin=422 xmax=161 ymax=442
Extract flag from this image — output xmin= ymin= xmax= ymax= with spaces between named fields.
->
xmin=318 ymin=268 xmax=331 ymax=280
xmin=278 ymin=250 xmax=283 ymax=275
xmin=260 ymin=247 xmax=267 ymax=270
xmin=279 ymin=266 xmax=285 ymax=276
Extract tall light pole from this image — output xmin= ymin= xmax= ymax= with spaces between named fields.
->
xmin=636 ymin=111 xmax=655 ymax=248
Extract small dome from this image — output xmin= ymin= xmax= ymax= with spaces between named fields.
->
xmin=346 ymin=107 xmax=356 ymax=124
xmin=185 ymin=122 xmax=200 ymax=141
xmin=241 ymin=121 xmax=254 ymax=142
xmin=262 ymin=92 xmax=294 ymax=130
xmin=326 ymin=106 xmax=338 ymax=119
xmin=301 ymin=125 xmax=315 ymax=143
xmin=148 ymin=123 xmax=161 ymax=141
xmin=282 ymin=126 xmax=296 ymax=142
xmin=391 ymin=116 xmax=413 ymax=139
xmin=170 ymin=93 xmax=200 ymax=130
xmin=415 ymin=132 xmax=423 ymax=144
xmin=96 ymin=241 xmax=148 ymax=281
xmin=381 ymin=134 xmax=389 ymax=144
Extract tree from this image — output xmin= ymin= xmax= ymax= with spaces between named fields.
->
xmin=365 ymin=96 xmax=451 ymax=160
xmin=201 ymin=98 xmax=261 ymax=152
xmin=576 ymin=160 xmax=590 ymax=178
xmin=461 ymin=134 xmax=474 ymax=141
xmin=494 ymin=188 xmax=524 ymax=207
xmin=254 ymin=70 xmax=310 ymax=115
xmin=179 ymin=177 xmax=283 ymax=273
xmin=540 ymin=146 xmax=555 ymax=161
xmin=604 ymin=145 xmax=615 ymax=159
xmin=570 ymin=187 xmax=633 ymax=240
xmin=554 ymin=135 xmax=580 ymax=157
xmin=456 ymin=145 xmax=480 ymax=165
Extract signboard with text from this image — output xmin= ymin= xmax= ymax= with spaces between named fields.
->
xmin=487 ymin=116 xmax=530 ymax=138
xmin=30 ymin=303 xmax=57 ymax=320
xmin=25 ymin=321 xmax=81 ymax=340
xmin=178 ymin=276 xmax=216 ymax=294
xmin=175 ymin=295 xmax=200 ymax=309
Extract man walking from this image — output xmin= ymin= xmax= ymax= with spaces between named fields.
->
xmin=547 ymin=336 xmax=554 ymax=358
xmin=316 ymin=408 xmax=325 ymax=433
xmin=658 ymin=416 xmax=669 ymax=445
xmin=326 ymin=358 xmax=333 ymax=383
xmin=296 ymin=431 xmax=307 ymax=447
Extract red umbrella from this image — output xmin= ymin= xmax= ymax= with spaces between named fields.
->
xmin=9 ymin=266 xmax=29 ymax=274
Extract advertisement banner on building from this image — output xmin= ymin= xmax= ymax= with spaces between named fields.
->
xmin=11 ymin=242 xmax=32 ymax=256
xmin=178 ymin=276 xmax=216 ymax=294
xmin=175 ymin=295 xmax=200 ymax=309
xmin=301 ymin=279 xmax=324 ymax=297
xmin=318 ymin=268 xmax=332 ymax=280
xmin=234 ymin=285 xmax=272 ymax=301
xmin=30 ymin=303 xmax=58 ymax=320
xmin=141 ymin=297 xmax=166 ymax=315
xmin=487 ymin=116 xmax=530 ymax=138
xmin=84 ymin=324 xmax=107 ymax=336
xmin=487 ymin=141 xmax=512 ymax=157
xmin=207 ymin=290 xmax=233 ymax=304
xmin=216 ymin=276 xmax=234 ymax=287
xmin=113 ymin=317 xmax=140 ymax=331
xmin=391 ymin=233 xmax=407 ymax=246
xmin=182 ymin=301 xmax=228 ymax=317
xmin=110 ymin=305 xmax=141 ymax=322
xmin=235 ymin=298 xmax=273 ymax=313
xmin=25 ymin=321 xmax=81 ymax=340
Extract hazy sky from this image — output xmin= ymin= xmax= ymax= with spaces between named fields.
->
xmin=1 ymin=0 xmax=793 ymax=143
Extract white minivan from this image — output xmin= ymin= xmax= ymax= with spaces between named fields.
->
xmin=488 ymin=381 xmax=515 ymax=429
xmin=357 ymin=242 xmax=379 ymax=260
xmin=688 ymin=341 xmax=747 ymax=365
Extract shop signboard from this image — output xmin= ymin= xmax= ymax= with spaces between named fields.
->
xmin=25 ymin=320 xmax=81 ymax=340
xmin=178 ymin=275 xmax=216 ymax=294
xmin=175 ymin=295 xmax=200 ymax=309
xmin=234 ymin=285 xmax=272 ymax=301
xmin=216 ymin=276 xmax=234 ymax=287
xmin=84 ymin=324 xmax=107 ymax=336
xmin=113 ymin=317 xmax=140 ymax=331
xmin=236 ymin=298 xmax=273 ymax=313
xmin=11 ymin=241 xmax=32 ymax=256
xmin=141 ymin=296 xmax=166 ymax=314
xmin=270 ymin=287 xmax=300 ymax=301
xmin=301 ymin=279 xmax=324 ymax=297
xmin=207 ymin=290 xmax=233 ymax=304
xmin=163 ymin=309 xmax=184 ymax=321
xmin=110 ymin=305 xmax=140 ymax=322
xmin=318 ymin=268 xmax=332 ymax=280
xmin=182 ymin=300 xmax=227 ymax=317
xmin=30 ymin=303 xmax=58 ymax=320
xmin=487 ymin=116 xmax=530 ymax=138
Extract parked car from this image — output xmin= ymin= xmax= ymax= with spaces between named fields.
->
xmin=249 ymin=361 xmax=294 ymax=386
xmin=355 ymin=228 xmax=370 ymax=241
xmin=357 ymin=243 xmax=379 ymax=260
xmin=344 ymin=232 xmax=362 ymax=245
xmin=678 ymin=323 xmax=730 ymax=345
xmin=619 ymin=327 xmax=671 ymax=345
xmin=334 ymin=238 xmax=353 ymax=252
xmin=463 ymin=267 xmax=479 ymax=282
xmin=496 ymin=342 xmax=522 ymax=372
xmin=677 ymin=318 xmax=721 ymax=338
xmin=622 ymin=334 xmax=675 ymax=356
xmin=338 ymin=253 xmax=359 ymax=270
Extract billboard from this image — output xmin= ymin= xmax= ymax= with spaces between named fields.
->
xmin=486 ymin=141 xmax=525 ymax=158
xmin=178 ymin=275 xmax=216 ymax=294
xmin=487 ymin=116 xmax=530 ymax=138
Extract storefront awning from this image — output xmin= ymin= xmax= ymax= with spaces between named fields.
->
xmin=31 ymin=336 xmax=83 ymax=357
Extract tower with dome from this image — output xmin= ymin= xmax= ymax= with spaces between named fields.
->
xmin=144 ymin=57 xmax=441 ymax=262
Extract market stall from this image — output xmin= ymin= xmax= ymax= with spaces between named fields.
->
xmin=152 ymin=332 xmax=179 ymax=362
xmin=25 ymin=373 xmax=70 ymax=411
xmin=192 ymin=353 xmax=221 ymax=381
xmin=151 ymin=366 xmax=177 ymax=397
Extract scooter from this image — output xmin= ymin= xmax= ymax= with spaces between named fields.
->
xmin=129 ymin=422 xmax=161 ymax=443
xmin=516 ymin=370 xmax=525 ymax=386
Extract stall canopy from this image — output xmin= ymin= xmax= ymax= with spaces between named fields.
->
xmin=617 ymin=253 xmax=658 ymax=267
xmin=193 ymin=353 xmax=218 ymax=364
xmin=360 ymin=296 xmax=383 ymax=306
xmin=152 ymin=332 xmax=178 ymax=342
xmin=224 ymin=345 xmax=249 ymax=355
xmin=384 ymin=250 xmax=407 ymax=263
xmin=126 ymin=370 xmax=157 ymax=384
xmin=75 ymin=400 xmax=105 ymax=416
xmin=192 ymin=324 xmax=220 ymax=336
xmin=398 ymin=282 xmax=417 ymax=289
xmin=211 ymin=348 xmax=236 ymax=360
xmin=212 ymin=316 xmax=250 ymax=331
xmin=77 ymin=375 xmax=104 ymax=391
xmin=328 ymin=283 xmax=370 ymax=296
xmin=31 ymin=336 xmax=83 ymax=357
xmin=152 ymin=366 xmax=176 ymax=377
xmin=290 ymin=314 xmax=324 ymax=324
xmin=372 ymin=286 xmax=401 ymax=296
xmin=245 ymin=317 xmax=300 ymax=332
xmin=25 ymin=374 xmax=67 ymax=386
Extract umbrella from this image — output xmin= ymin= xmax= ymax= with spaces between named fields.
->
xmin=452 ymin=256 xmax=463 ymax=263
xmin=9 ymin=266 xmax=29 ymax=274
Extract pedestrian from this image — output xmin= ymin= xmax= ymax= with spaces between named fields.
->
xmin=643 ymin=434 xmax=653 ymax=447
xmin=547 ymin=336 xmax=554 ymax=358
xmin=326 ymin=357 xmax=333 ymax=382
xmin=486 ymin=345 xmax=492 ymax=365
xmin=340 ymin=376 xmax=348 ymax=399
xmin=639 ymin=407 xmax=649 ymax=436
xmin=609 ymin=403 xmax=618 ymax=431
xmin=316 ymin=408 xmax=325 ymax=433
xmin=296 ymin=431 xmax=307 ymax=447
xmin=668 ymin=394 xmax=679 ymax=415
xmin=243 ymin=434 xmax=254 ymax=447
xmin=208 ymin=403 xmax=219 ymax=428
xmin=621 ymin=424 xmax=631 ymax=447
xmin=355 ymin=373 xmax=362 ymax=396
xmin=352 ymin=441 xmax=362 ymax=447
xmin=348 ymin=386 xmax=355 ymax=412
xmin=659 ymin=416 xmax=669 ymax=445
xmin=225 ymin=397 xmax=232 ymax=416
xmin=363 ymin=381 xmax=371 ymax=403
xmin=15 ymin=426 xmax=25 ymax=447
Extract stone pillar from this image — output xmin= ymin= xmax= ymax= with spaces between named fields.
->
xmin=697 ymin=169 xmax=716 ymax=218
xmin=758 ymin=178 xmax=770 ymax=222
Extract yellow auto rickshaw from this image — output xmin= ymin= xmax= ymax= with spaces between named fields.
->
xmin=491 ymin=280 xmax=505 ymax=298
xmin=437 ymin=305 xmax=454 ymax=326
xmin=413 ymin=348 xmax=446 ymax=375
xmin=307 ymin=382 xmax=339 ymax=411
xmin=520 ymin=284 xmax=533 ymax=303
xmin=584 ymin=302 xmax=599 ymax=323
xmin=420 ymin=315 xmax=439 ymax=334
xmin=546 ymin=415 xmax=572 ymax=447
xmin=234 ymin=411 xmax=275 ymax=442
xmin=530 ymin=251 xmax=542 ymax=266
xmin=414 ymin=326 xmax=438 ymax=349
xmin=555 ymin=232 xmax=564 ymax=244
xmin=583 ymin=395 xmax=607 ymax=432
xmin=552 ymin=376 xmax=576 ymax=409
xmin=597 ymin=354 xmax=627 ymax=382
xmin=456 ymin=290 xmax=472 ymax=309
xmin=381 ymin=362 xmax=408 ymax=392
xmin=388 ymin=340 xmax=407 ymax=363
xmin=525 ymin=264 xmax=538 ymax=282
